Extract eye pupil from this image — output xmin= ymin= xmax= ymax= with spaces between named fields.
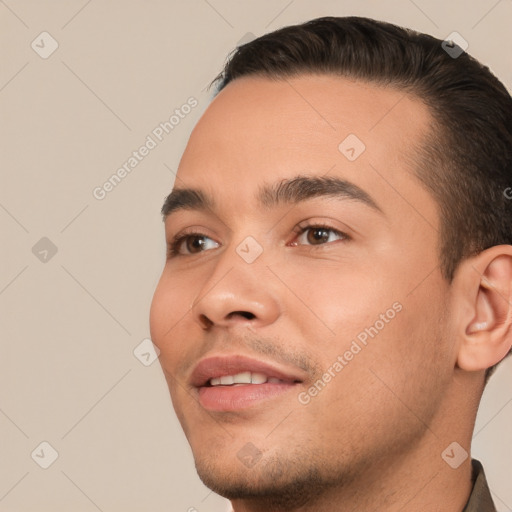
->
xmin=188 ymin=236 xmax=206 ymax=253
xmin=307 ymin=228 xmax=330 ymax=244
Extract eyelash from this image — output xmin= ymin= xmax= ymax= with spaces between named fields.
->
xmin=167 ymin=223 xmax=350 ymax=258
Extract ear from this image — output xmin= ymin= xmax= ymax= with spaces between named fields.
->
xmin=452 ymin=245 xmax=512 ymax=372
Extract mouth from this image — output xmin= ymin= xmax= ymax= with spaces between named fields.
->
xmin=190 ymin=355 xmax=305 ymax=412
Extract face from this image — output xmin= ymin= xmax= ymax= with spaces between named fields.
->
xmin=150 ymin=75 xmax=456 ymax=504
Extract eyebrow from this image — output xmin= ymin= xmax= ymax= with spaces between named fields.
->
xmin=161 ymin=175 xmax=383 ymax=219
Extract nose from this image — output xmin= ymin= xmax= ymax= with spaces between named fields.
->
xmin=191 ymin=253 xmax=281 ymax=330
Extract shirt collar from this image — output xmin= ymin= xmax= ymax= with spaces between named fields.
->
xmin=463 ymin=459 xmax=497 ymax=512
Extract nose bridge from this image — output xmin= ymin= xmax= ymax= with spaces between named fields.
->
xmin=191 ymin=235 xmax=280 ymax=328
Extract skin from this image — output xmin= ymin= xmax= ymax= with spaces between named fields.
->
xmin=149 ymin=75 xmax=512 ymax=511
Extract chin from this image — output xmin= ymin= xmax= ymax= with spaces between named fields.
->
xmin=193 ymin=448 xmax=341 ymax=508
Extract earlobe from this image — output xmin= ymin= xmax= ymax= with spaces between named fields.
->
xmin=454 ymin=246 xmax=512 ymax=372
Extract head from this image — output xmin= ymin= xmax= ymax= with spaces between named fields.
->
xmin=150 ymin=16 xmax=512 ymax=509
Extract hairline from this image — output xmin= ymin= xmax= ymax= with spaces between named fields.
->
xmin=212 ymin=71 xmax=451 ymax=277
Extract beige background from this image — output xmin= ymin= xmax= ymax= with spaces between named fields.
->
xmin=1 ymin=0 xmax=511 ymax=510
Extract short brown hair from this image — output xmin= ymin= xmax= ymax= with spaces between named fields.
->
xmin=210 ymin=16 xmax=512 ymax=377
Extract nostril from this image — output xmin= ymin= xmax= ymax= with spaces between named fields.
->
xmin=228 ymin=311 xmax=256 ymax=320
xmin=199 ymin=314 xmax=214 ymax=329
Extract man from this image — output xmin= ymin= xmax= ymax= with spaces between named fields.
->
xmin=150 ymin=16 xmax=512 ymax=511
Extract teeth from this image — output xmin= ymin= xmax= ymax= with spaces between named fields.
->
xmin=234 ymin=371 xmax=251 ymax=384
xmin=208 ymin=371 xmax=284 ymax=386
xmin=251 ymin=372 xmax=267 ymax=384
xmin=220 ymin=375 xmax=234 ymax=385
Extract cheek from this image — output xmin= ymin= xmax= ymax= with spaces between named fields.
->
xmin=274 ymin=258 xmax=398 ymax=341
xmin=290 ymin=260 xmax=450 ymax=397
xmin=149 ymin=271 xmax=194 ymax=354
xmin=150 ymin=282 xmax=192 ymax=417
xmin=299 ymin=288 xmax=450 ymax=449
xmin=354 ymin=280 xmax=451 ymax=413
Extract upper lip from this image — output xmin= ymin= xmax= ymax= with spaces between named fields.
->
xmin=190 ymin=354 xmax=306 ymax=387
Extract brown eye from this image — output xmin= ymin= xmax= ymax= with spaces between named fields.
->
xmin=185 ymin=236 xmax=208 ymax=253
xmin=295 ymin=225 xmax=347 ymax=246
xmin=307 ymin=227 xmax=331 ymax=244
xmin=169 ymin=234 xmax=219 ymax=256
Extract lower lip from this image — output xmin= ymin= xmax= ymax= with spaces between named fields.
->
xmin=198 ymin=382 xmax=297 ymax=411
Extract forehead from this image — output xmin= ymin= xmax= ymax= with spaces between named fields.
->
xmin=174 ymin=75 xmax=436 ymax=226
